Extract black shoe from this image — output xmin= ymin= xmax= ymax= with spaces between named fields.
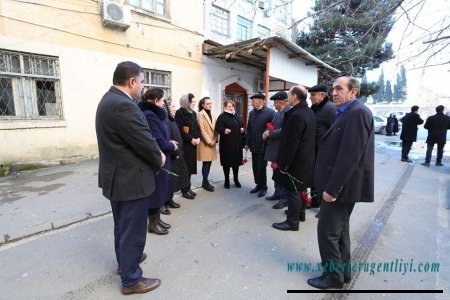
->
xmin=307 ymin=274 xmax=344 ymax=289
xmin=315 ymin=212 xmax=320 ymax=218
xmin=234 ymin=178 xmax=241 ymax=188
xmin=189 ymin=190 xmax=197 ymax=196
xmin=148 ymin=223 xmax=169 ymax=235
xmin=181 ymin=192 xmax=194 ymax=199
xmin=160 ymin=205 xmax=171 ymax=215
xmin=167 ymin=199 xmax=180 ymax=208
xmin=257 ymin=188 xmax=267 ymax=198
xmin=273 ymin=199 xmax=288 ymax=209
xmin=436 ymin=162 xmax=444 ymax=166
xmin=224 ymin=179 xmax=230 ymax=189
xmin=202 ymin=183 xmax=214 ymax=192
xmin=158 ymin=219 xmax=171 ymax=229
xmin=249 ymin=186 xmax=260 ymax=193
xmin=401 ymin=158 xmax=413 ymax=163
xmin=421 ymin=162 xmax=430 ymax=166
xmin=272 ymin=221 xmax=299 ymax=231
xmin=265 ymin=194 xmax=279 ymax=201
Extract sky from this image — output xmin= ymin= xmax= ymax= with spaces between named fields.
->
xmin=292 ymin=0 xmax=450 ymax=104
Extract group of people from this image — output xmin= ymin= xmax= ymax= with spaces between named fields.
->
xmin=400 ymin=105 xmax=450 ymax=165
xmin=96 ymin=61 xmax=375 ymax=294
xmin=385 ymin=114 xmax=399 ymax=136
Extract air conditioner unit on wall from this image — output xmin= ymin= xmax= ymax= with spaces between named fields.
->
xmin=255 ymin=80 xmax=265 ymax=92
xmin=102 ymin=0 xmax=131 ymax=31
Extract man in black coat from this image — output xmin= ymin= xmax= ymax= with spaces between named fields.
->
xmin=263 ymin=91 xmax=291 ymax=209
xmin=400 ymin=105 xmax=424 ymax=163
xmin=95 ymin=61 xmax=164 ymax=295
xmin=308 ymin=77 xmax=374 ymax=289
xmin=309 ymin=84 xmax=336 ymax=208
xmin=421 ymin=105 xmax=450 ymax=166
xmin=245 ymin=93 xmax=275 ymax=197
xmin=272 ymin=85 xmax=316 ymax=231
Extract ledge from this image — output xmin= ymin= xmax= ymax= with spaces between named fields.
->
xmin=0 ymin=120 xmax=67 ymax=130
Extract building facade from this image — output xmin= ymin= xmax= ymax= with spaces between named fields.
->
xmin=0 ymin=0 xmax=204 ymax=163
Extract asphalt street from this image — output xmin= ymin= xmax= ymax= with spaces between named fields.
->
xmin=0 ymin=134 xmax=449 ymax=300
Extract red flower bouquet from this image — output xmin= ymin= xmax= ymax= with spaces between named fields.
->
xmin=301 ymin=190 xmax=312 ymax=204
xmin=241 ymin=150 xmax=249 ymax=165
xmin=266 ymin=122 xmax=274 ymax=131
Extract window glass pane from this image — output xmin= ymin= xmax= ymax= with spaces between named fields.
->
xmin=237 ymin=16 xmax=252 ymax=41
xmin=211 ymin=6 xmax=229 ymax=36
xmin=156 ymin=0 xmax=165 ymax=15
xmin=129 ymin=0 xmax=140 ymax=6
xmin=11 ymin=55 xmax=21 ymax=73
xmin=36 ymin=80 xmax=57 ymax=116
xmin=0 ymin=77 xmax=15 ymax=116
xmin=142 ymin=0 xmax=153 ymax=11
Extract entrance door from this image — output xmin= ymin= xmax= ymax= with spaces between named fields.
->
xmin=224 ymin=82 xmax=248 ymax=125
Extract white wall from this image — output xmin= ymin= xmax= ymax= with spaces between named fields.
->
xmin=202 ymin=56 xmax=261 ymax=117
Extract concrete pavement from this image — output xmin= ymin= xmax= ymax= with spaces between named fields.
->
xmin=0 ymin=135 xmax=449 ymax=299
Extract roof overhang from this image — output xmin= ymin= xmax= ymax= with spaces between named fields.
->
xmin=203 ymin=36 xmax=340 ymax=74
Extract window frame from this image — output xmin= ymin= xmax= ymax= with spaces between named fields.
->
xmin=128 ymin=0 xmax=170 ymax=18
xmin=237 ymin=16 xmax=252 ymax=41
xmin=257 ymin=24 xmax=270 ymax=38
xmin=210 ymin=5 xmax=230 ymax=37
xmin=142 ymin=68 xmax=172 ymax=100
xmin=0 ymin=49 xmax=63 ymax=120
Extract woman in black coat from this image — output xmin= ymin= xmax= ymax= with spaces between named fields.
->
xmin=139 ymin=88 xmax=177 ymax=235
xmin=163 ymin=99 xmax=191 ymax=200
xmin=174 ymin=93 xmax=200 ymax=199
xmin=216 ymin=100 xmax=245 ymax=189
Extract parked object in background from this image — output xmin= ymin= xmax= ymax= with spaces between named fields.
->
xmin=373 ymin=115 xmax=388 ymax=134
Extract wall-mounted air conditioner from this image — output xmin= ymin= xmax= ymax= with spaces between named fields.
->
xmin=255 ymin=80 xmax=265 ymax=92
xmin=259 ymin=1 xmax=265 ymax=10
xmin=102 ymin=0 xmax=131 ymax=31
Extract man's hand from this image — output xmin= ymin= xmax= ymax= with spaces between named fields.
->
xmin=323 ymin=191 xmax=337 ymax=202
xmin=160 ymin=151 xmax=166 ymax=167
xmin=262 ymin=130 xmax=269 ymax=140
xmin=170 ymin=140 xmax=178 ymax=150
xmin=240 ymin=128 xmax=245 ymax=133
xmin=224 ymin=128 xmax=231 ymax=135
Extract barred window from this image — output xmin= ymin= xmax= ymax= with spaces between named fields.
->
xmin=211 ymin=6 xmax=229 ymax=36
xmin=143 ymin=69 xmax=171 ymax=99
xmin=0 ymin=49 xmax=62 ymax=119
xmin=237 ymin=16 xmax=252 ymax=41
xmin=128 ymin=0 xmax=168 ymax=16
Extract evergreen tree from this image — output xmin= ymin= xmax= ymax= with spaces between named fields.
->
xmin=373 ymin=68 xmax=385 ymax=103
xmin=385 ymin=80 xmax=393 ymax=102
xmin=399 ymin=65 xmax=407 ymax=101
xmin=360 ymin=73 xmax=379 ymax=103
xmin=297 ymin=0 xmax=400 ymax=80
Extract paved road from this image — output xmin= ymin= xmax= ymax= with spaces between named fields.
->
xmin=0 ymin=135 xmax=448 ymax=299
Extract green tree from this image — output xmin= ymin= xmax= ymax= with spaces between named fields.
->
xmin=297 ymin=0 xmax=401 ymax=80
xmin=359 ymin=73 xmax=379 ymax=103
xmin=373 ymin=68 xmax=385 ymax=103
xmin=385 ymin=80 xmax=393 ymax=102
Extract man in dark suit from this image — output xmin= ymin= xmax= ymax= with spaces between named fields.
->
xmin=245 ymin=93 xmax=275 ymax=197
xmin=95 ymin=61 xmax=165 ymax=295
xmin=400 ymin=105 xmax=424 ymax=163
xmin=262 ymin=91 xmax=291 ymax=209
xmin=308 ymin=84 xmax=336 ymax=210
xmin=308 ymin=77 xmax=374 ymax=289
xmin=272 ymin=85 xmax=316 ymax=231
xmin=421 ymin=105 xmax=450 ymax=166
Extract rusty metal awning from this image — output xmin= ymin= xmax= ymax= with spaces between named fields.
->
xmin=203 ymin=36 xmax=340 ymax=74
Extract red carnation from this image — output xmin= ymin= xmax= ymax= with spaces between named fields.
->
xmin=301 ymin=190 xmax=312 ymax=204
xmin=270 ymin=162 xmax=278 ymax=169
xmin=266 ymin=122 xmax=274 ymax=131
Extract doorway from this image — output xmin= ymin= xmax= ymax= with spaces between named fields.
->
xmin=224 ymin=82 xmax=248 ymax=125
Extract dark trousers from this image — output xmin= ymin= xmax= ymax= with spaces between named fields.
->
xmin=425 ymin=143 xmax=444 ymax=163
xmin=181 ymin=174 xmax=192 ymax=193
xmin=317 ymin=201 xmax=355 ymax=282
xmin=223 ymin=165 xmax=239 ymax=180
xmin=286 ymin=190 xmax=305 ymax=226
xmin=202 ymin=161 xmax=212 ymax=184
xmin=251 ymin=152 xmax=267 ymax=189
xmin=401 ymin=141 xmax=413 ymax=159
xmin=274 ymin=181 xmax=287 ymax=199
xmin=110 ymin=197 xmax=149 ymax=287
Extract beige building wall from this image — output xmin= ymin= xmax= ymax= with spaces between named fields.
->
xmin=0 ymin=0 xmax=204 ymax=163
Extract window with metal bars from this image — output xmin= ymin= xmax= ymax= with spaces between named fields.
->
xmin=143 ymin=69 xmax=171 ymax=100
xmin=211 ymin=5 xmax=229 ymax=36
xmin=237 ymin=16 xmax=252 ymax=41
xmin=0 ymin=49 xmax=62 ymax=119
xmin=128 ymin=0 xmax=168 ymax=16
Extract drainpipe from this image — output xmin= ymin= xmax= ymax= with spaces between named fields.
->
xmin=265 ymin=47 xmax=270 ymax=106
